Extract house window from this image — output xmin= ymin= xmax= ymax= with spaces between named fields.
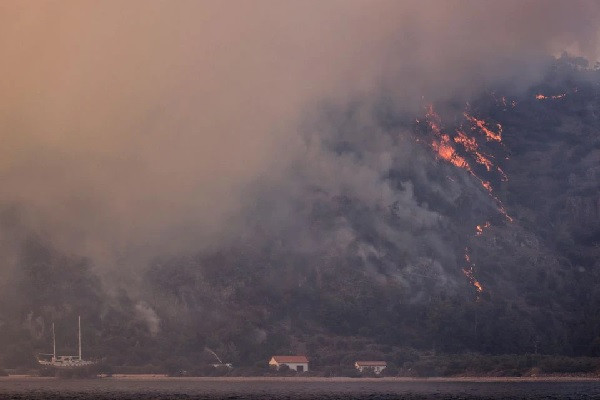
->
xmin=296 ymin=365 xmax=304 ymax=372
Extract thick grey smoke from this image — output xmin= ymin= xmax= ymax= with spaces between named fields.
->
xmin=0 ymin=0 xmax=599 ymax=282
xmin=134 ymin=302 xmax=160 ymax=337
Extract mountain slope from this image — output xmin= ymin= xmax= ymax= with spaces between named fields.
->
xmin=1 ymin=56 xmax=599 ymax=370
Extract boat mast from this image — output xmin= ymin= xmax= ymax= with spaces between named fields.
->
xmin=52 ymin=322 xmax=56 ymax=361
xmin=78 ymin=316 xmax=82 ymax=361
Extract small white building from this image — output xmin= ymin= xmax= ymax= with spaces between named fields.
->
xmin=354 ymin=360 xmax=387 ymax=374
xmin=269 ymin=355 xmax=309 ymax=372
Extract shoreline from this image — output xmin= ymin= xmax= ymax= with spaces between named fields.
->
xmin=2 ymin=374 xmax=600 ymax=382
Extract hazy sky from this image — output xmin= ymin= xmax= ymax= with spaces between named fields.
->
xmin=0 ymin=1 xmax=599 ymax=275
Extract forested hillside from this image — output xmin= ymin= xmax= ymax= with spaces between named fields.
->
xmin=1 ymin=55 xmax=599 ymax=374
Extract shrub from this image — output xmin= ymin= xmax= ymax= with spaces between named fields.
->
xmin=443 ymin=360 xmax=467 ymax=376
xmin=412 ymin=359 xmax=445 ymax=377
xmin=381 ymin=363 xmax=399 ymax=377
xmin=539 ymin=357 xmax=597 ymax=373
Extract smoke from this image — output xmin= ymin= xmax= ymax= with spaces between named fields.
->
xmin=134 ymin=302 xmax=160 ymax=337
xmin=0 ymin=0 xmax=599 ymax=282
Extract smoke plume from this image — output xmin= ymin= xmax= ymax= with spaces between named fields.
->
xmin=0 ymin=0 xmax=599 ymax=281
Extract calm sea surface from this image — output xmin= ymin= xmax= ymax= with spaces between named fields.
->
xmin=1 ymin=377 xmax=600 ymax=399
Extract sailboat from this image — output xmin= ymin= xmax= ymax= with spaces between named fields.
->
xmin=37 ymin=316 xmax=96 ymax=369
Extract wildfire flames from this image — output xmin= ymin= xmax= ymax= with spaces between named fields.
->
xmin=431 ymin=134 xmax=471 ymax=171
xmin=491 ymin=92 xmax=517 ymax=109
xmin=425 ymin=106 xmax=511 ymax=217
xmin=422 ymin=104 xmax=516 ymax=294
xmin=454 ymin=130 xmax=477 ymax=152
xmin=464 ymin=113 xmax=502 ymax=142
xmin=463 ymin=250 xmax=483 ymax=293
xmin=535 ymin=93 xmax=566 ymax=100
xmin=454 ymin=129 xmax=506 ymax=177
xmin=535 ymin=87 xmax=578 ymax=100
xmin=475 ymin=221 xmax=491 ymax=236
xmin=426 ymin=107 xmax=473 ymax=172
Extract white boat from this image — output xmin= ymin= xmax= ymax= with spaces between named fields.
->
xmin=37 ymin=316 xmax=96 ymax=369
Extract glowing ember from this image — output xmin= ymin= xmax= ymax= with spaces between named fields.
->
xmin=497 ymin=166 xmax=508 ymax=182
xmin=423 ymin=105 xmax=515 ymax=295
xmin=536 ymin=93 xmax=566 ymax=100
xmin=454 ymin=130 xmax=498 ymax=174
xmin=475 ymin=152 xmax=494 ymax=171
xmin=464 ymin=113 xmax=502 ymax=142
xmin=463 ymin=249 xmax=483 ymax=293
xmin=475 ymin=221 xmax=491 ymax=236
xmin=454 ymin=130 xmax=477 ymax=152
xmin=498 ymin=203 xmax=514 ymax=222
xmin=431 ymin=135 xmax=471 ymax=170
xmin=425 ymin=105 xmax=514 ymax=221
xmin=490 ymin=91 xmax=516 ymax=108
xmin=426 ymin=106 xmax=474 ymax=172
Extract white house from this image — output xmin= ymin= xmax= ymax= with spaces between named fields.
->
xmin=269 ymin=355 xmax=309 ymax=372
xmin=354 ymin=360 xmax=387 ymax=374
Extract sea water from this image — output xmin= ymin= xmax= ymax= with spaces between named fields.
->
xmin=1 ymin=377 xmax=600 ymax=399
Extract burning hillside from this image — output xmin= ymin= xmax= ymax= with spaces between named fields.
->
xmin=1 ymin=55 xmax=600 ymax=371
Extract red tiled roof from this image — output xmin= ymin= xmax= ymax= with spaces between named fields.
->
xmin=355 ymin=361 xmax=387 ymax=366
xmin=271 ymin=355 xmax=309 ymax=363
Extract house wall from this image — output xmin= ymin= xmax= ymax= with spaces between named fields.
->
xmin=356 ymin=365 xmax=386 ymax=374
xmin=270 ymin=361 xmax=309 ymax=372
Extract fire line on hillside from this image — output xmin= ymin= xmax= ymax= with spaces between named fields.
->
xmin=420 ymin=103 xmax=516 ymax=295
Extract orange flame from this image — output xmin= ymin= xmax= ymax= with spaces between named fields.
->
xmin=475 ymin=152 xmax=494 ymax=171
xmin=426 ymin=106 xmax=513 ymax=217
xmin=464 ymin=113 xmax=502 ymax=142
xmin=431 ymin=135 xmax=472 ymax=170
xmin=536 ymin=93 xmax=566 ymax=100
xmin=475 ymin=221 xmax=491 ymax=236
xmin=498 ymin=203 xmax=514 ymax=222
xmin=426 ymin=106 xmax=473 ymax=171
xmin=463 ymin=268 xmax=484 ymax=293
xmin=454 ymin=130 xmax=477 ymax=152
xmin=424 ymin=105 xmax=518 ymax=296
xmin=454 ymin=130 xmax=496 ymax=172
xmin=463 ymin=249 xmax=483 ymax=293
